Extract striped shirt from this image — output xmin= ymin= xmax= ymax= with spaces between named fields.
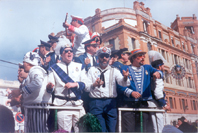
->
xmin=132 ymin=66 xmax=142 ymax=93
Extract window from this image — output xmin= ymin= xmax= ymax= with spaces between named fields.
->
xmin=161 ymin=49 xmax=165 ymax=59
xmin=143 ymin=21 xmax=148 ymax=33
xmin=182 ymin=43 xmax=185 ymax=52
xmin=195 ymin=61 xmax=198 ymax=77
xmin=171 ymin=38 xmax=174 ymax=47
xmin=158 ymin=31 xmax=162 ymax=39
xmin=185 ymin=26 xmax=194 ymax=34
xmin=178 ymin=80 xmax=182 ymax=86
xmin=174 ymin=55 xmax=178 ymax=64
xmin=193 ymin=100 xmax=196 ymax=110
xmin=191 ymin=100 xmax=193 ymax=110
xmin=191 ymin=44 xmax=195 ymax=54
xmin=164 ymin=70 xmax=169 ymax=83
xmin=174 ymin=98 xmax=177 ymax=109
xmin=131 ymin=38 xmax=136 ymax=50
xmin=147 ymin=42 xmax=152 ymax=51
xmin=169 ymin=97 xmax=174 ymax=109
xmin=182 ymin=99 xmax=185 ymax=111
xmin=179 ymin=99 xmax=182 ymax=109
xmin=109 ymin=39 xmax=115 ymax=51
xmin=185 ymin=59 xmax=189 ymax=69
xmin=188 ymin=77 xmax=192 ymax=88
xmin=166 ymin=51 xmax=169 ymax=62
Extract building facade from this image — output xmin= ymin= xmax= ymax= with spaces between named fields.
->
xmin=84 ymin=1 xmax=198 ymax=123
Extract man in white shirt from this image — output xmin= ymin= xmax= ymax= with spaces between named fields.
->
xmin=85 ymin=47 xmax=130 ymax=132
xmin=63 ymin=15 xmax=90 ymax=57
xmin=47 ymin=41 xmax=86 ymax=132
xmin=22 ymin=51 xmax=52 ymax=132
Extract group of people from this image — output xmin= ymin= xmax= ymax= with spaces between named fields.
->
xmin=172 ymin=116 xmax=197 ymax=132
xmin=6 ymin=15 xmax=171 ymax=132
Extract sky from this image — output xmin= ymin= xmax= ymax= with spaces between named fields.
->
xmin=0 ymin=0 xmax=198 ymax=81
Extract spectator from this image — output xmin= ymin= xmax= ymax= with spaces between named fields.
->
xmin=178 ymin=117 xmax=197 ymax=132
xmin=0 ymin=105 xmax=15 ymax=132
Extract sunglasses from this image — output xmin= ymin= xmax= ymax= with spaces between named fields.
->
xmin=64 ymin=50 xmax=73 ymax=53
xmin=99 ymin=54 xmax=110 ymax=58
xmin=136 ymin=54 xmax=145 ymax=58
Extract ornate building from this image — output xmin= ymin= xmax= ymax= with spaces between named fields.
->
xmin=84 ymin=1 xmax=198 ymax=123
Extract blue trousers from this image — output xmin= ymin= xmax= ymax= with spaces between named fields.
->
xmin=89 ymin=98 xmax=117 ymax=132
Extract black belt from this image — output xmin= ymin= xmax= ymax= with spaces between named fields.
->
xmin=54 ymin=95 xmax=78 ymax=101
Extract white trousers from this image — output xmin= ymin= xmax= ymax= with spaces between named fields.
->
xmin=57 ymin=106 xmax=85 ymax=133
xmin=150 ymin=112 xmax=164 ymax=133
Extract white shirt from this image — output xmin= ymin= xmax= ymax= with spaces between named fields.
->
xmin=48 ymin=61 xmax=86 ymax=106
xmin=21 ymin=66 xmax=52 ymax=105
xmin=72 ymin=25 xmax=90 ymax=56
xmin=85 ymin=65 xmax=130 ymax=98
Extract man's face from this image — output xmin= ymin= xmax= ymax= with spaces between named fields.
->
xmin=121 ymin=53 xmax=130 ymax=62
xmin=87 ymin=44 xmax=99 ymax=55
xmin=18 ymin=68 xmax=28 ymax=79
xmin=99 ymin=53 xmax=110 ymax=68
xmin=71 ymin=20 xmax=78 ymax=27
xmin=23 ymin=62 xmax=30 ymax=73
xmin=178 ymin=120 xmax=182 ymax=126
xmin=39 ymin=46 xmax=46 ymax=56
xmin=159 ymin=64 xmax=164 ymax=71
xmin=51 ymin=42 xmax=57 ymax=51
xmin=132 ymin=53 xmax=145 ymax=66
xmin=61 ymin=47 xmax=73 ymax=64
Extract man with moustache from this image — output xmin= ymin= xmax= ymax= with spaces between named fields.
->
xmin=118 ymin=49 xmax=161 ymax=132
xmin=85 ymin=47 xmax=131 ymax=132
xmin=47 ymin=41 xmax=86 ymax=132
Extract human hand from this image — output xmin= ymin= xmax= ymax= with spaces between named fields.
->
xmin=63 ymin=22 xmax=70 ymax=28
xmin=122 ymin=69 xmax=129 ymax=81
xmin=64 ymin=82 xmax=78 ymax=89
xmin=153 ymin=72 xmax=160 ymax=80
xmin=84 ymin=57 xmax=90 ymax=65
xmin=93 ymin=78 xmax=104 ymax=88
xmin=164 ymin=104 xmax=171 ymax=111
xmin=131 ymin=91 xmax=141 ymax=99
xmin=45 ymin=56 xmax=51 ymax=63
xmin=46 ymin=82 xmax=54 ymax=92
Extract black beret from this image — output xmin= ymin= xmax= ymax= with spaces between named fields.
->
xmin=38 ymin=40 xmax=51 ymax=48
xmin=110 ymin=50 xmax=119 ymax=58
xmin=48 ymin=35 xmax=59 ymax=42
xmin=151 ymin=59 xmax=163 ymax=68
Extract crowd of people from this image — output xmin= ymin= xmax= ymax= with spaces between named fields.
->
xmin=3 ymin=15 xmax=192 ymax=133
xmin=171 ymin=116 xmax=197 ymax=133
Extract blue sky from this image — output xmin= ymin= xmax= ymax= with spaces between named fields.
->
xmin=0 ymin=0 xmax=198 ymax=81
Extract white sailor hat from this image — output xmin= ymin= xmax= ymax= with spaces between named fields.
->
xmin=56 ymin=35 xmax=73 ymax=55
xmin=23 ymin=51 xmax=41 ymax=66
xmin=71 ymin=15 xmax=84 ymax=24
xmin=96 ymin=47 xmax=111 ymax=56
xmin=83 ymin=32 xmax=102 ymax=45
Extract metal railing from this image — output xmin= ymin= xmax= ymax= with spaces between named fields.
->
xmin=24 ymin=105 xmax=82 ymax=131
xmin=118 ymin=108 xmax=165 ymax=132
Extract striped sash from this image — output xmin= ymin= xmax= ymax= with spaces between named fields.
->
xmin=51 ymin=64 xmax=85 ymax=100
